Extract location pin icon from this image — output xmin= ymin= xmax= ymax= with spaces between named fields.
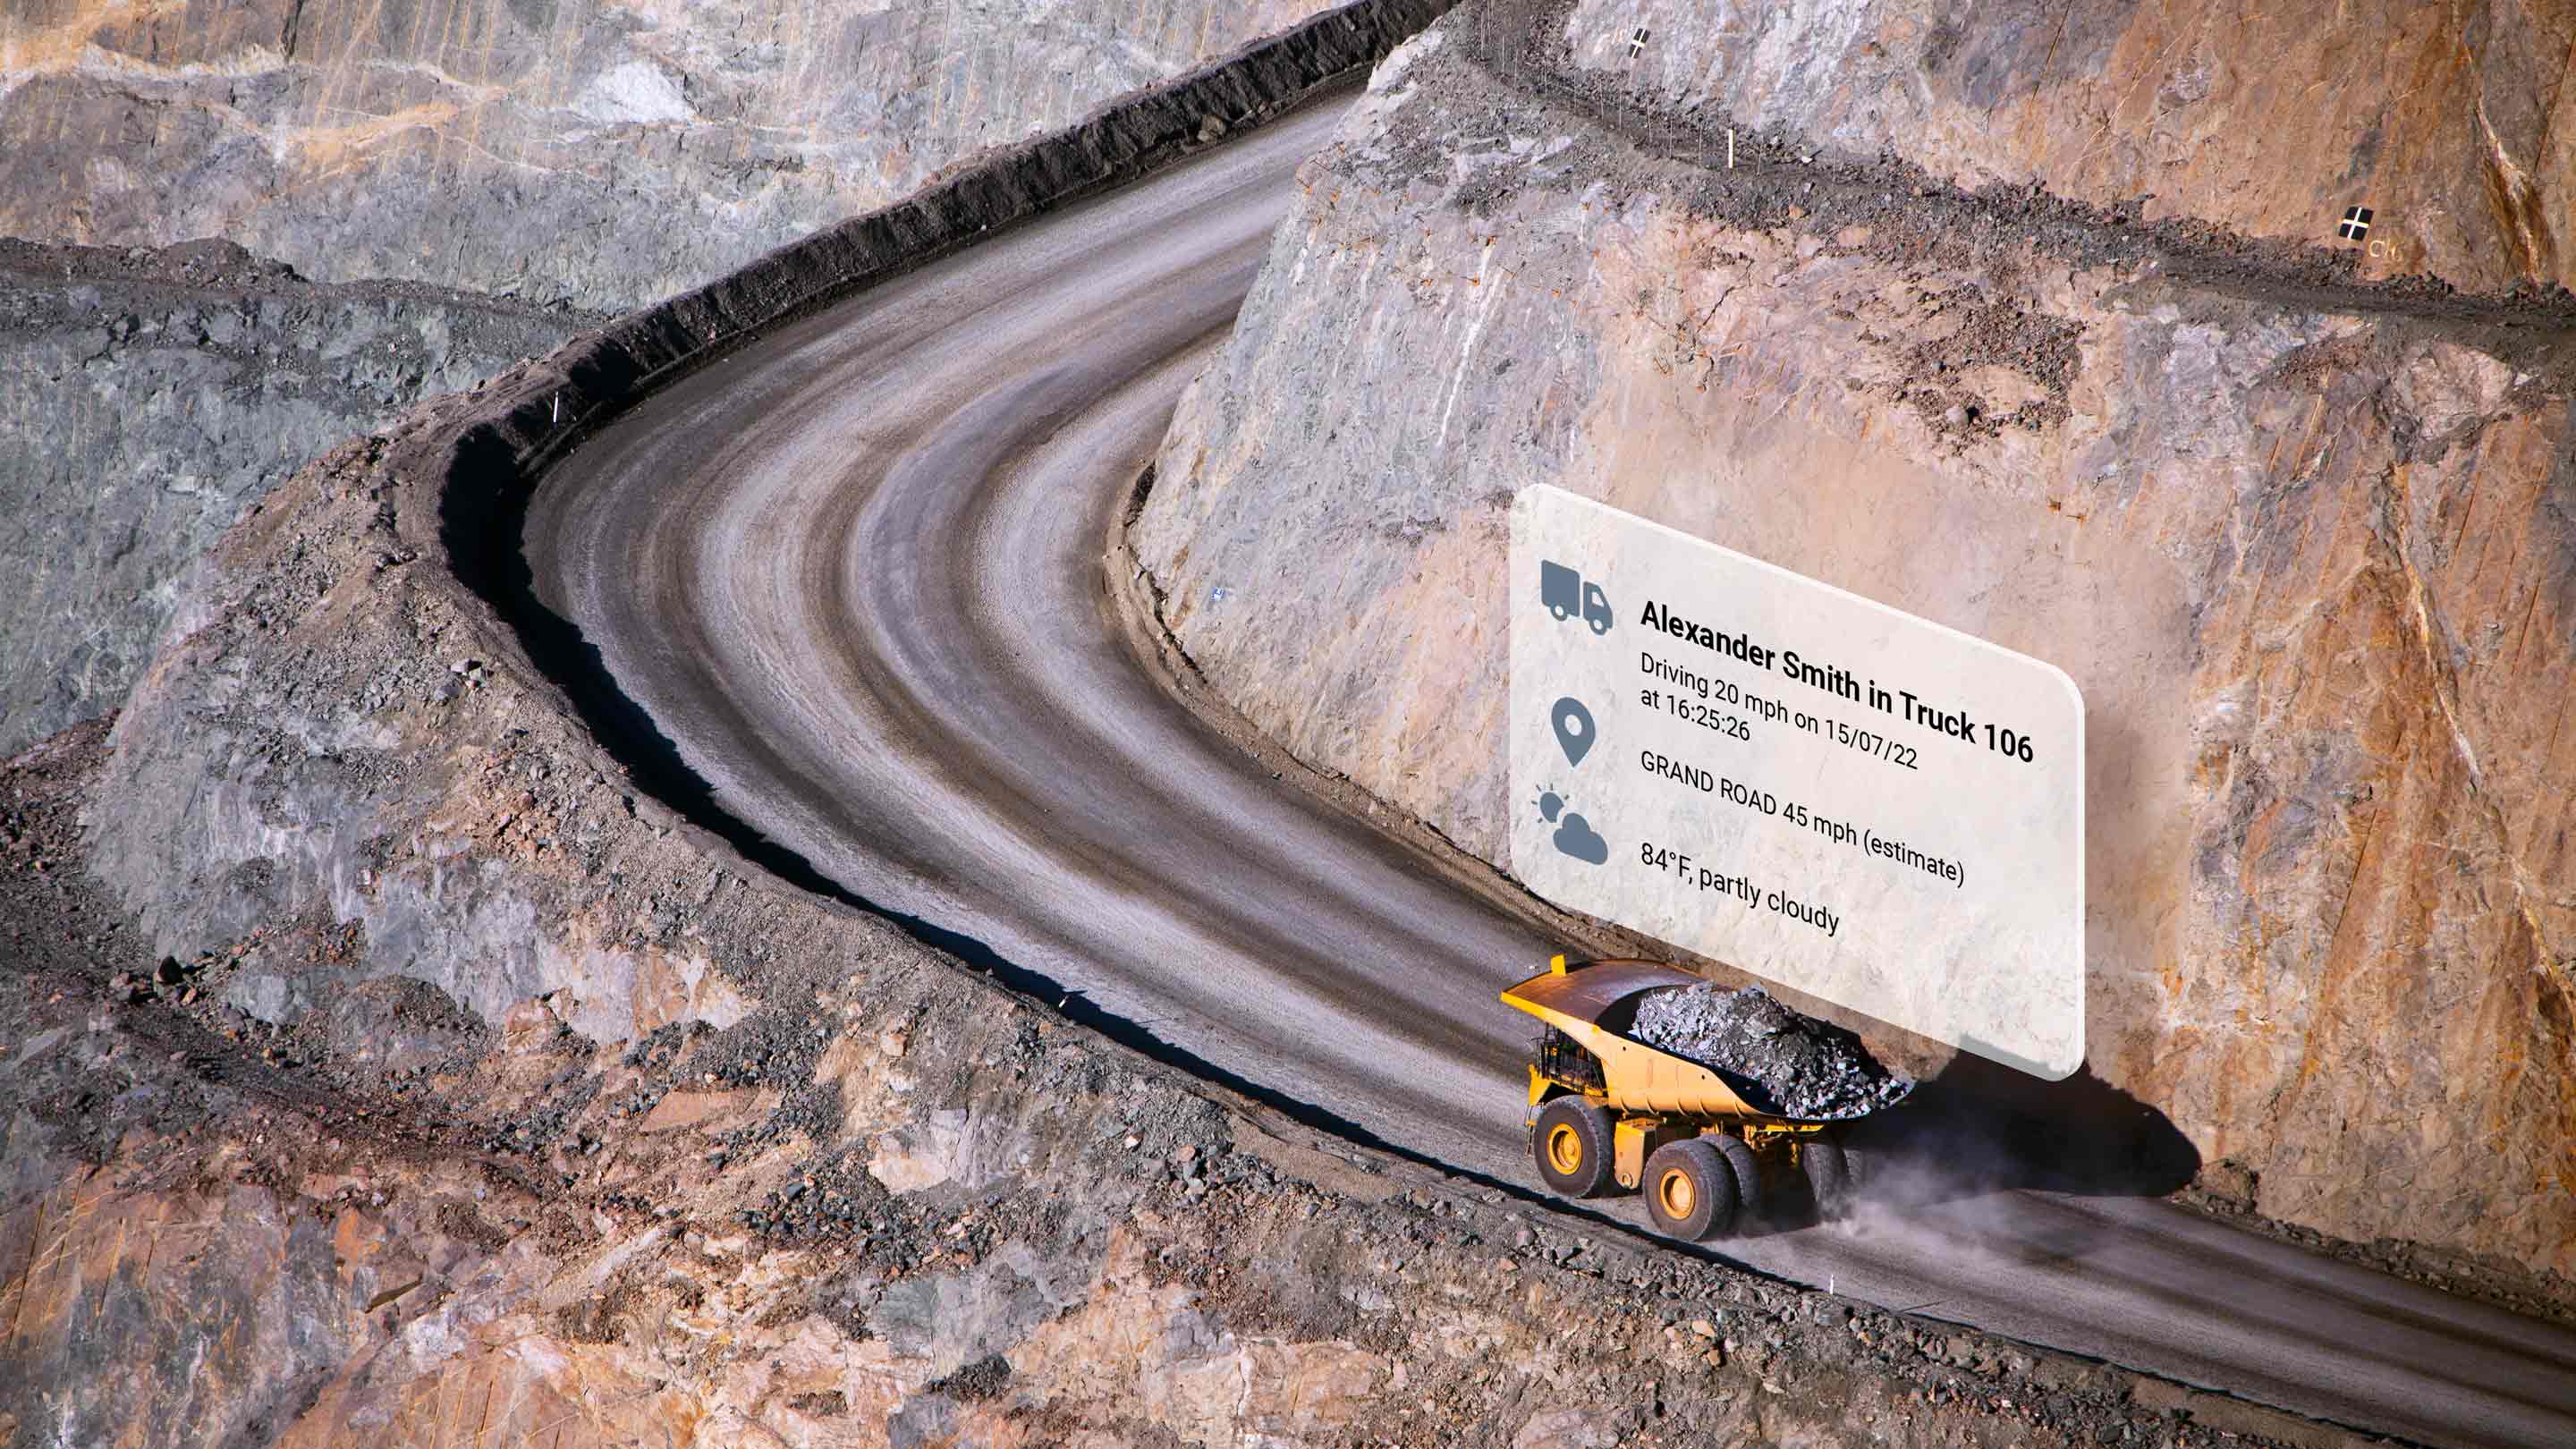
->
xmin=1551 ymin=696 xmax=1597 ymax=767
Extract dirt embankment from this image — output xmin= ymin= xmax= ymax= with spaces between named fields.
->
xmin=1131 ymin=0 xmax=2576 ymax=1284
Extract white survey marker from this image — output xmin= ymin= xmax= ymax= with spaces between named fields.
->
xmin=1509 ymin=486 xmax=2085 ymax=1080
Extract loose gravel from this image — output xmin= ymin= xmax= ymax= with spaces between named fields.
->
xmin=1631 ymin=983 xmax=1912 ymax=1120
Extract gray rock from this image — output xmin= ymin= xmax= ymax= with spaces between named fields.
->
xmin=0 ymin=240 xmax=581 ymax=755
xmin=0 ymin=0 xmax=1366 ymax=758
xmin=1630 ymin=983 xmax=1910 ymax=1120
xmin=0 ymin=0 xmax=1358 ymax=316
xmin=307 ymin=977 xmax=494 ymax=1074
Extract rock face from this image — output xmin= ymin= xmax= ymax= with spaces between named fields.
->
xmin=0 ymin=0 xmax=1341 ymax=758
xmin=1133 ymin=2 xmax=2576 ymax=1275
xmin=1 ymin=0 xmax=1336 ymax=314
xmin=1561 ymin=0 xmax=2576 ymax=297
xmin=0 ymin=239 xmax=585 ymax=755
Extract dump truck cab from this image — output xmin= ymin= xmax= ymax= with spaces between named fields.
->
xmin=1502 ymin=954 xmax=1878 ymax=1240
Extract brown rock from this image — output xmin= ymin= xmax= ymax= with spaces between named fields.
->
xmin=1554 ymin=0 xmax=2576 ymax=295
xmin=638 ymin=1089 xmax=752 ymax=1133
xmin=500 ymin=997 xmax=565 ymax=1055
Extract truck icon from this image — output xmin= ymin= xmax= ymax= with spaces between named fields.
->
xmin=1539 ymin=560 xmax=1614 ymax=636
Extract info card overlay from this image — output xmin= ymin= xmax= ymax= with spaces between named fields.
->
xmin=1509 ymin=486 xmax=2085 ymax=1080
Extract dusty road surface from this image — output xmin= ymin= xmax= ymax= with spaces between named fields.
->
xmin=525 ymin=100 xmax=2576 ymax=1447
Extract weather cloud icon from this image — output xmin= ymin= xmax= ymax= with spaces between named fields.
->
xmin=1552 ymin=811 xmax=1608 ymax=865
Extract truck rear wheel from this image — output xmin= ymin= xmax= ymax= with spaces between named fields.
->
xmin=1642 ymin=1139 xmax=1738 ymax=1241
xmin=1531 ymin=1097 xmax=1615 ymax=1199
xmin=1712 ymin=1135 xmax=1763 ymax=1217
xmin=1801 ymin=1140 xmax=1852 ymax=1221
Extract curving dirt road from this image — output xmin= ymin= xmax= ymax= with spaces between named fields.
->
xmin=524 ymin=101 xmax=2576 ymax=1448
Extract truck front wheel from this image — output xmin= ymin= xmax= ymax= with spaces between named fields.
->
xmin=1530 ymin=1097 xmax=1615 ymax=1199
xmin=1642 ymin=1139 xmax=1739 ymax=1241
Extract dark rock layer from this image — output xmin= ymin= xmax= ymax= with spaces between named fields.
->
xmin=0 ymin=239 xmax=587 ymax=754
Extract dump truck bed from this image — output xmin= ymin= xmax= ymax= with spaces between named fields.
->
xmin=1501 ymin=959 xmax=1861 ymax=1126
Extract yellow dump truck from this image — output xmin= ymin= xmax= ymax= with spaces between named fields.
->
xmin=1501 ymin=955 xmax=1882 ymax=1240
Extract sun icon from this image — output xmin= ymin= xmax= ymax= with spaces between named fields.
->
xmin=1535 ymin=784 xmax=1565 ymax=823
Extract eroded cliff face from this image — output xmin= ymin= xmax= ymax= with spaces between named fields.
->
xmin=1133 ymin=5 xmax=2576 ymax=1275
xmin=0 ymin=0 xmax=1335 ymax=759
xmin=0 ymin=0 xmax=1331 ymax=313
xmin=1554 ymin=0 xmax=2576 ymax=295
xmin=0 ymin=239 xmax=587 ymax=755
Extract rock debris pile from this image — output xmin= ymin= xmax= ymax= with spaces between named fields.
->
xmin=1631 ymin=984 xmax=1911 ymax=1120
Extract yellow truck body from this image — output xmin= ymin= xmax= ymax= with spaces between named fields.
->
xmin=1500 ymin=955 xmax=1867 ymax=1218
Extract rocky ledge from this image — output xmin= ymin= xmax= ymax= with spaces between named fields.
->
xmin=0 ymin=0 xmax=1347 ymax=314
xmin=0 ymin=237 xmax=592 ymax=756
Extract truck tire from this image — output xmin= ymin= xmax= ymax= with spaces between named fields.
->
xmin=1642 ymin=1139 xmax=1739 ymax=1241
xmin=1713 ymin=1134 xmax=1764 ymax=1216
xmin=1531 ymin=1097 xmax=1616 ymax=1199
xmin=1801 ymin=1140 xmax=1852 ymax=1221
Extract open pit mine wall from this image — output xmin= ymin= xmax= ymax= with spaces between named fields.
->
xmin=0 ymin=243 xmax=587 ymax=757
xmin=1 ymin=0 xmax=1336 ymax=314
xmin=1131 ymin=0 xmax=2576 ymax=1277
xmin=29 ymin=8 xmax=1508 ymax=1443
xmin=1571 ymin=0 xmax=2576 ymax=298
xmin=0 ymin=0 xmax=1350 ymax=758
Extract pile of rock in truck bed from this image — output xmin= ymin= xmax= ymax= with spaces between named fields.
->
xmin=1631 ymin=983 xmax=1912 ymax=1120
